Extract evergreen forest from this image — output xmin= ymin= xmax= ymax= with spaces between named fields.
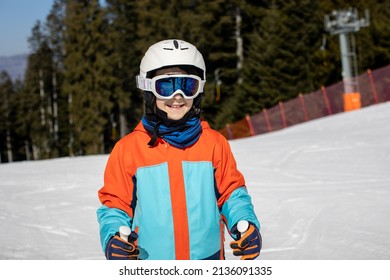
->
xmin=1 ymin=0 xmax=389 ymax=162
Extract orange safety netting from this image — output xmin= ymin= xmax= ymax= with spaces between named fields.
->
xmin=220 ymin=64 xmax=390 ymax=140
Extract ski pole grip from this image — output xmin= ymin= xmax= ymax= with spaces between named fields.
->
xmin=237 ymin=220 xmax=249 ymax=234
xmin=119 ymin=225 xmax=131 ymax=241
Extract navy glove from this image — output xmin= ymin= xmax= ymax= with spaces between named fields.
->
xmin=230 ymin=221 xmax=262 ymax=260
xmin=105 ymin=231 xmax=139 ymax=260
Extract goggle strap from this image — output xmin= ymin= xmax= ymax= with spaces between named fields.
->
xmin=136 ymin=76 xmax=153 ymax=91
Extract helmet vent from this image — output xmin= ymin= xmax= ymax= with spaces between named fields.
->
xmin=173 ymin=40 xmax=179 ymax=49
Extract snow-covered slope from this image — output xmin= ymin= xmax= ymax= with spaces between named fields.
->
xmin=1 ymin=102 xmax=389 ymax=260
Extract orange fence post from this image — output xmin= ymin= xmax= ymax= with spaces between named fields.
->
xmin=263 ymin=109 xmax=272 ymax=132
xmin=226 ymin=123 xmax=233 ymax=140
xmin=245 ymin=114 xmax=255 ymax=136
xmin=279 ymin=101 xmax=287 ymax=128
xmin=299 ymin=93 xmax=309 ymax=121
xmin=321 ymin=85 xmax=332 ymax=115
xmin=367 ymin=69 xmax=379 ymax=104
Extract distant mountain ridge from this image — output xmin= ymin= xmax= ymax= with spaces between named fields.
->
xmin=0 ymin=53 xmax=28 ymax=81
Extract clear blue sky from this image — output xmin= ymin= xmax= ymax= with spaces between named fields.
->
xmin=0 ymin=0 xmax=54 ymax=56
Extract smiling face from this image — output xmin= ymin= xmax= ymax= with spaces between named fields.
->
xmin=154 ymin=67 xmax=194 ymax=121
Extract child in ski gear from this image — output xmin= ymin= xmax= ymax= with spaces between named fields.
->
xmin=97 ymin=39 xmax=261 ymax=260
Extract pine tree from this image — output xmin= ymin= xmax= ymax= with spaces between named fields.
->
xmin=10 ymin=79 xmax=31 ymax=161
xmin=237 ymin=1 xmax=282 ymax=116
xmin=198 ymin=0 xmax=269 ymax=129
xmin=63 ymin=0 xmax=113 ymax=155
xmin=354 ymin=0 xmax=390 ymax=71
xmin=104 ymin=0 xmax=142 ymax=146
xmin=186 ymin=0 xmax=241 ymax=129
xmin=24 ymin=21 xmax=56 ymax=159
xmin=0 ymin=72 xmax=14 ymax=162
xmin=45 ymin=0 xmax=67 ymax=156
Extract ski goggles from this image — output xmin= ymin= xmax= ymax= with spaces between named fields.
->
xmin=136 ymin=74 xmax=205 ymax=99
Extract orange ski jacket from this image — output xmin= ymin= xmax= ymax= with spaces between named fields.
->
xmin=97 ymin=120 xmax=259 ymax=259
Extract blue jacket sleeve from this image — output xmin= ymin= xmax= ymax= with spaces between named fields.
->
xmin=96 ymin=205 xmax=132 ymax=252
xmin=221 ymin=186 xmax=260 ymax=235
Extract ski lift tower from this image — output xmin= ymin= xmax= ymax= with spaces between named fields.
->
xmin=325 ymin=8 xmax=369 ymax=111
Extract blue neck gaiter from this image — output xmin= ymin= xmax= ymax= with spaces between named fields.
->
xmin=142 ymin=116 xmax=202 ymax=149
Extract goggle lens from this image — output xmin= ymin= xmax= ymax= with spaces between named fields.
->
xmin=155 ymin=77 xmax=199 ymax=98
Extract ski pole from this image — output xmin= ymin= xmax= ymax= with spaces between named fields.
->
xmin=119 ymin=225 xmax=131 ymax=241
xmin=237 ymin=220 xmax=249 ymax=234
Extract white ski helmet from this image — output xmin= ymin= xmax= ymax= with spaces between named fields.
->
xmin=139 ymin=39 xmax=206 ymax=80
